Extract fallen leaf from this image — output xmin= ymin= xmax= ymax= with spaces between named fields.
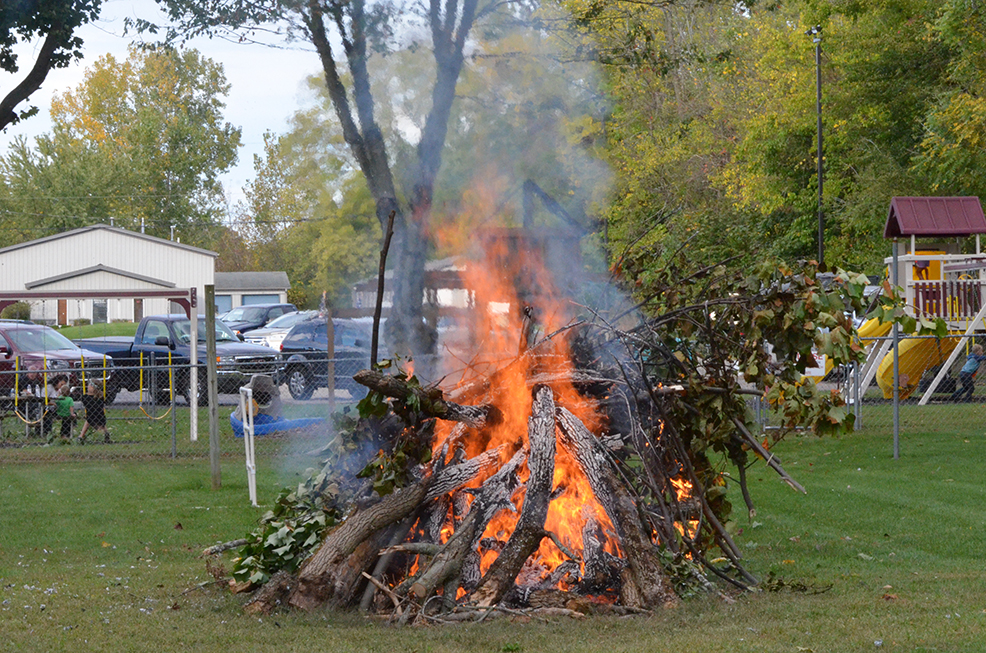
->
xmin=174 ymin=522 xmax=183 ymax=530
xmin=101 ymin=541 xmax=111 ymax=548
xmin=882 ymin=593 xmax=898 ymax=601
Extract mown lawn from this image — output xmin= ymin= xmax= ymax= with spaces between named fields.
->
xmin=57 ymin=322 xmax=139 ymax=340
xmin=1 ymin=416 xmax=984 ymax=652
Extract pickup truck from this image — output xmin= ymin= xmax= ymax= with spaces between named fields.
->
xmin=75 ymin=315 xmax=283 ymax=404
xmin=0 ymin=320 xmax=114 ymax=395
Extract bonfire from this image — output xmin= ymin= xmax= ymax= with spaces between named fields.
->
xmin=223 ymin=234 xmax=866 ymax=624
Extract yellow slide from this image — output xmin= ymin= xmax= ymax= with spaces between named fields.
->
xmin=857 ymin=318 xmax=892 ymax=340
xmin=876 ymin=336 xmax=959 ymax=400
xmin=806 ymin=318 xmax=889 ymax=383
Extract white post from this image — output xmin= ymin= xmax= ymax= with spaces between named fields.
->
xmin=240 ymin=387 xmax=258 ymax=507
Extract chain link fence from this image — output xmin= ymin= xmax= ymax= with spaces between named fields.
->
xmin=0 ymin=359 xmax=352 ymax=464
xmin=749 ymin=333 xmax=986 ymax=440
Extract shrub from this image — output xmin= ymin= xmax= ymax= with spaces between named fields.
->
xmin=1 ymin=302 xmax=31 ymax=321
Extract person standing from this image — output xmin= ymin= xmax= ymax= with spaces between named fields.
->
xmin=78 ymin=382 xmax=110 ymax=444
xmin=950 ymin=344 xmax=986 ymax=401
xmin=51 ymin=376 xmax=75 ymax=444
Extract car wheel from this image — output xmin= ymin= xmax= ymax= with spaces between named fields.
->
xmin=287 ymin=366 xmax=314 ymax=400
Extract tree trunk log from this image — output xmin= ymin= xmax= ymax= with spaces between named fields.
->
xmin=287 ymin=477 xmax=431 ymax=610
xmin=471 ymin=385 xmax=556 ymax=607
xmin=354 ymin=369 xmax=502 ymax=429
xmin=556 ymin=407 xmax=678 ymax=609
xmin=408 ymin=448 xmax=527 ymax=600
xmin=426 ymin=444 xmax=506 ymax=500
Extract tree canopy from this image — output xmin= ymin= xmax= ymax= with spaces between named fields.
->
xmin=576 ymin=0 xmax=986 ymax=276
xmin=0 ymin=45 xmax=241 ymax=246
xmin=0 ymin=0 xmax=103 ymax=131
xmin=144 ymin=0 xmax=607 ymax=367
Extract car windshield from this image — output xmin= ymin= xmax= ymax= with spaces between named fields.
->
xmin=222 ymin=306 xmax=269 ymax=322
xmin=173 ymin=318 xmax=239 ymax=343
xmin=7 ymin=327 xmax=78 ymax=352
xmin=266 ymin=311 xmax=317 ymax=329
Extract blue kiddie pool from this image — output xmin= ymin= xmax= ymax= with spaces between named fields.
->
xmin=231 ymin=374 xmax=324 ymax=437
xmin=230 ymin=412 xmax=323 ymax=437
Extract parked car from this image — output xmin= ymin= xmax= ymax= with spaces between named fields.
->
xmin=279 ymin=318 xmax=383 ymax=400
xmin=219 ymin=303 xmax=297 ymax=336
xmin=0 ymin=320 xmax=114 ymax=396
xmin=242 ymin=310 xmax=319 ymax=350
xmin=75 ymin=315 xmax=282 ymax=404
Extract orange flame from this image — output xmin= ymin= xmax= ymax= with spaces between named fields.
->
xmin=419 ymin=197 xmax=620 ymax=588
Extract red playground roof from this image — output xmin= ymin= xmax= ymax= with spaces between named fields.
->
xmin=884 ymin=196 xmax=986 ymax=238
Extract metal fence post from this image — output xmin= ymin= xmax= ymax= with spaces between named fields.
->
xmin=853 ymin=361 xmax=862 ymax=430
xmin=170 ymin=360 xmax=177 ymax=459
xmin=892 ymin=240 xmax=900 ymax=459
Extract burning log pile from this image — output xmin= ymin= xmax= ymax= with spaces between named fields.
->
xmin=237 ymin=319 xmax=746 ymax=622
xmin=226 ymin=244 xmax=872 ymax=623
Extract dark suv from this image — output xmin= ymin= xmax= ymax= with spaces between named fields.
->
xmin=219 ymin=303 xmax=297 ymax=336
xmin=0 ymin=320 xmax=114 ymax=394
xmin=279 ymin=319 xmax=378 ymax=400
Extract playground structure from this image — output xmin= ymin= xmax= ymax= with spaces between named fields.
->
xmin=853 ymin=197 xmax=986 ymax=404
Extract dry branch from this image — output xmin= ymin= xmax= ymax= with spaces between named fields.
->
xmin=354 ymin=369 xmax=503 ymax=428
xmin=731 ymin=416 xmax=805 ymax=493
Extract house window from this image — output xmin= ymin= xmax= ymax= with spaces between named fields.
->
xmin=92 ymin=299 xmax=108 ymax=324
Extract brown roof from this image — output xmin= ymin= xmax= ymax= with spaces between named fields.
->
xmin=884 ymin=196 xmax=986 ymax=238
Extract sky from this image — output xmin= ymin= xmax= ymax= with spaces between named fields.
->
xmin=0 ymin=0 xmax=323 ymax=205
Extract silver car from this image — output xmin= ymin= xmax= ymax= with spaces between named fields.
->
xmin=242 ymin=310 xmax=319 ymax=350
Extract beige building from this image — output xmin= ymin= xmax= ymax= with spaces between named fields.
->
xmin=0 ymin=224 xmax=216 ymax=325
xmin=214 ymin=272 xmax=291 ymax=314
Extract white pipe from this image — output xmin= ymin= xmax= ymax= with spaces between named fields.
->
xmin=240 ymin=387 xmax=258 ymax=507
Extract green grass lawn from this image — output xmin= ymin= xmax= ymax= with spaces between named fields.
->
xmin=2 ymin=421 xmax=984 ymax=652
xmin=57 ymin=322 xmax=139 ymax=340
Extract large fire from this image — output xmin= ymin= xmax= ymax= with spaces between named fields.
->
xmin=419 ymin=225 xmax=626 ymax=592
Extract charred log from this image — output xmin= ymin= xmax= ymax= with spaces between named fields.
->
xmin=471 ymin=385 xmax=557 ymax=607
xmin=408 ymin=449 xmax=527 ymax=600
xmin=556 ymin=407 xmax=678 ymax=609
xmin=286 ymin=477 xmax=432 ymax=610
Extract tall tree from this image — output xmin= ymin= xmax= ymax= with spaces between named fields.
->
xmin=146 ymin=0 xmax=539 ymax=364
xmin=1 ymin=0 xmax=103 ymax=131
xmin=0 ymin=45 xmax=241 ymax=245
xmin=236 ymin=128 xmax=380 ymax=309
xmin=573 ymin=0 xmax=959 ymax=275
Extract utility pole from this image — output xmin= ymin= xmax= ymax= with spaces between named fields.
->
xmin=806 ymin=25 xmax=824 ymax=267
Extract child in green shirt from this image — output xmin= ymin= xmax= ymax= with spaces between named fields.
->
xmin=52 ymin=376 xmax=75 ymax=444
